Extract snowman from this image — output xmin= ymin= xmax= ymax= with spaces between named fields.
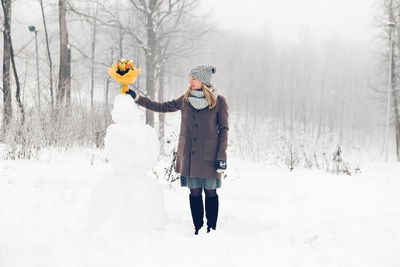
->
xmin=87 ymin=94 xmax=167 ymax=237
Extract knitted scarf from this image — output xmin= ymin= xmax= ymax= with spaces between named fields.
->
xmin=188 ymin=87 xmax=219 ymax=110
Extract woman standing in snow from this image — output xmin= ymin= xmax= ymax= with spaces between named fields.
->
xmin=125 ymin=65 xmax=229 ymax=235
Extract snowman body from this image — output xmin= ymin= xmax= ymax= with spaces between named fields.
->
xmin=88 ymin=94 xmax=167 ymax=235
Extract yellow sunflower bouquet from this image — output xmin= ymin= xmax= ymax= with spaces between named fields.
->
xmin=108 ymin=58 xmax=141 ymax=93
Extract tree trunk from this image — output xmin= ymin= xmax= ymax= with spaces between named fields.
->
xmin=9 ymin=29 xmax=24 ymax=125
xmin=145 ymin=7 xmax=157 ymax=127
xmin=158 ymin=64 xmax=165 ymax=154
xmin=105 ymin=78 xmax=110 ymax=106
xmin=57 ymin=0 xmax=69 ymax=108
xmin=134 ymin=44 xmax=141 ymax=91
xmin=276 ymin=66 xmax=284 ymax=137
xmin=40 ymin=0 xmax=54 ymax=108
xmin=339 ymin=82 xmax=346 ymax=146
xmin=119 ymin=28 xmax=123 ymax=59
xmin=2 ymin=0 xmax=23 ymax=125
xmin=392 ymin=87 xmax=400 ymax=160
xmin=289 ymin=76 xmax=295 ymax=140
xmin=1 ymin=0 xmax=12 ymax=134
xmin=105 ymin=48 xmax=114 ymax=107
xmin=11 ymin=54 xmax=24 ymax=126
xmin=388 ymin=40 xmax=396 ymax=159
xmin=90 ymin=25 xmax=96 ymax=110
xmin=145 ymin=56 xmax=156 ymax=127
xmin=34 ymin=30 xmax=41 ymax=113
xmin=317 ymin=58 xmax=328 ymax=141
xmin=393 ymin=9 xmax=400 ymax=161
xmin=90 ymin=3 xmax=98 ymax=111
xmin=117 ymin=1 xmax=123 ymax=59
xmin=65 ymin=45 xmax=71 ymax=106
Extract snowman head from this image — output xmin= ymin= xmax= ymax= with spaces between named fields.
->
xmin=111 ymin=94 xmax=142 ymax=125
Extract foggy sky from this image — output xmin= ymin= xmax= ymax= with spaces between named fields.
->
xmin=202 ymin=0 xmax=377 ymax=43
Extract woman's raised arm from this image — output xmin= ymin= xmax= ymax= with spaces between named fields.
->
xmin=134 ymin=93 xmax=185 ymax=113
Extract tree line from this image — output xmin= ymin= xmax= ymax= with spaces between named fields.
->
xmin=0 ymin=0 xmax=210 ymax=158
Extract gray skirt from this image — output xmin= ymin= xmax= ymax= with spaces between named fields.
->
xmin=180 ymin=175 xmax=221 ymax=190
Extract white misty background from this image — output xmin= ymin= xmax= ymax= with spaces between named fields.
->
xmin=0 ymin=0 xmax=398 ymax=167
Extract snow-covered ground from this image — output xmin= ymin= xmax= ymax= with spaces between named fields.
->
xmin=1 ymin=149 xmax=400 ymax=267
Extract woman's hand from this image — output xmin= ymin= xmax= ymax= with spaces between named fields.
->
xmin=216 ymin=159 xmax=226 ymax=173
xmin=126 ymin=89 xmax=137 ymax=100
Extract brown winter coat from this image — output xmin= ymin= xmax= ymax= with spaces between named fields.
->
xmin=135 ymin=93 xmax=229 ymax=179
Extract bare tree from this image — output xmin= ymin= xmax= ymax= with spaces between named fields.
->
xmin=393 ymin=2 xmax=400 ymax=160
xmin=57 ymin=0 xmax=70 ymax=108
xmin=126 ymin=0 xmax=211 ymax=127
xmin=377 ymin=0 xmax=400 ymax=161
xmin=1 ymin=0 xmax=11 ymax=134
xmin=39 ymin=0 xmax=54 ymax=108
xmin=1 ymin=0 xmax=24 ymax=125
xmin=90 ymin=0 xmax=99 ymax=110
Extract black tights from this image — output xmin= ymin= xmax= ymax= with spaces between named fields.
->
xmin=190 ymin=188 xmax=217 ymax=197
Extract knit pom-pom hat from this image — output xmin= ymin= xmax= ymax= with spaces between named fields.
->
xmin=189 ymin=64 xmax=216 ymax=86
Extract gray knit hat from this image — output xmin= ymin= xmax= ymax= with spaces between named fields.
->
xmin=189 ymin=64 xmax=216 ymax=86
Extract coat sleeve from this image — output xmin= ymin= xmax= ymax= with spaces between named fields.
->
xmin=216 ymin=96 xmax=229 ymax=161
xmin=135 ymin=94 xmax=184 ymax=113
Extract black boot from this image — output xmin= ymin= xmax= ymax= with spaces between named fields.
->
xmin=189 ymin=194 xmax=204 ymax=235
xmin=205 ymin=194 xmax=219 ymax=233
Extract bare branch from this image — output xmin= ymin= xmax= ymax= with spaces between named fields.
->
xmin=67 ymin=1 xmax=148 ymax=53
xmin=129 ymin=0 xmax=147 ymax=13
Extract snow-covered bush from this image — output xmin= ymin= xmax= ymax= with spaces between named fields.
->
xmin=160 ymin=132 xmax=181 ymax=183
xmin=275 ymin=134 xmax=359 ymax=175
xmin=1 ymin=103 xmax=112 ymax=160
xmin=275 ymin=135 xmax=300 ymax=171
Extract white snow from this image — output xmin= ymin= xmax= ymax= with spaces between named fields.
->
xmin=0 ymin=93 xmax=399 ymax=267
xmin=1 ymin=153 xmax=400 ymax=267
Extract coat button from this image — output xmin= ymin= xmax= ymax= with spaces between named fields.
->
xmin=194 ymin=123 xmax=198 ymax=128
xmin=193 ymin=137 xmax=197 ymax=141
xmin=192 ymin=151 xmax=196 ymax=155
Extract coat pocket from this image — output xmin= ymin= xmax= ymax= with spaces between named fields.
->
xmin=203 ymin=139 xmax=218 ymax=161
xmin=177 ymin=135 xmax=186 ymax=157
